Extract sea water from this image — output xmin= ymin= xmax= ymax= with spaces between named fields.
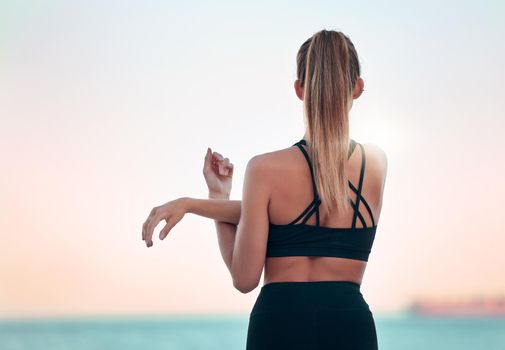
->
xmin=1 ymin=312 xmax=504 ymax=350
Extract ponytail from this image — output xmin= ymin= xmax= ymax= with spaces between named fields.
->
xmin=296 ymin=30 xmax=361 ymax=215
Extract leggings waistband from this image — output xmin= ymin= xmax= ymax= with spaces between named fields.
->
xmin=261 ymin=280 xmax=361 ymax=290
xmin=251 ymin=280 xmax=369 ymax=315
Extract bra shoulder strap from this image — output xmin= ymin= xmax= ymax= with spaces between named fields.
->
xmin=293 ymin=139 xmax=321 ymax=226
xmin=348 ymin=139 xmax=357 ymax=159
xmin=351 ymin=142 xmax=367 ymax=228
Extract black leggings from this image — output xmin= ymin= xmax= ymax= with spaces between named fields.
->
xmin=246 ymin=281 xmax=378 ymax=350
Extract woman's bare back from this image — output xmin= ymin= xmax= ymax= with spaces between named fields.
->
xmin=263 ymin=141 xmax=387 ymax=286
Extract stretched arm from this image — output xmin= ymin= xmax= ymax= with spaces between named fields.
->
xmin=183 ymin=192 xmax=240 ymax=275
xmin=183 ymin=195 xmax=241 ymax=225
xmin=142 ymin=193 xmax=241 ymax=274
xmin=142 ymin=148 xmax=268 ymax=294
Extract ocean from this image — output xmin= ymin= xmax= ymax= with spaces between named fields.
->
xmin=1 ymin=312 xmax=504 ymax=350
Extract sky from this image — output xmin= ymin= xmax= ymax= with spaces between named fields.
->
xmin=1 ymin=0 xmax=504 ymax=319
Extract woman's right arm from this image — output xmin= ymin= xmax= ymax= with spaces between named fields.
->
xmin=183 ymin=196 xmax=241 ymax=225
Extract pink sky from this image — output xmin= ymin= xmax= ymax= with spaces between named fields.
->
xmin=1 ymin=1 xmax=504 ymax=318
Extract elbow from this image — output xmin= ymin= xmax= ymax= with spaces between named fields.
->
xmin=232 ymin=277 xmax=258 ymax=294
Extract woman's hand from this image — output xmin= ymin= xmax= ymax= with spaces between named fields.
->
xmin=203 ymin=147 xmax=234 ymax=198
xmin=142 ymin=197 xmax=189 ymax=247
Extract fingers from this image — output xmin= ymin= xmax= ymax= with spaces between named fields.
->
xmin=142 ymin=206 xmax=157 ymax=241
xmin=223 ymin=158 xmax=232 ymax=176
xmin=227 ymin=162 xmax=234 ymax=177
xmin=213 ymin=151 xmax=224 ymax=160
xmin=221 ymin=158 xmax=233 ymax=176
xmin=203 ymin=147 xmax=212 ymax=174
xmin=143 ymin=207 xmax=162 ymax=248
xmin=159 ymin=218 xmax=178 ymax=240
xmin=145 ymin=219 xmax=158 ymax=247
xmin=212 ymin=152 xmax=224 ymax=174
xmin=218 ymin=157 xmax=227 ymax=175
xmin=212 ymin=152 xmax=233 ymax=177
xmin=204 ymin=147 xmax=233 ymax=177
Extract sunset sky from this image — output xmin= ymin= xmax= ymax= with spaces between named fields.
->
xmin=1 ymin=1 xmax=504 ymax=319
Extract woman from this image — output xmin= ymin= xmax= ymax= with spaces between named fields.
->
xmin=142 ymin=29 xmax=388 ymax=349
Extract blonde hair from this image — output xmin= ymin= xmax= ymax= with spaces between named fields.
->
xmin=296 ymin=29 xmax=361 ymax=215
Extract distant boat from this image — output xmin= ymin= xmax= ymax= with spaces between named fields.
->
xmin=407 ymin=296 xmax=505 ymax=317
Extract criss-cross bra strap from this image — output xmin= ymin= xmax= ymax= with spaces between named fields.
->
xmin=348 ymin=181 xmax=375 ymax=227
xmin=348 ymin=197 xmax=368 ymax=228
xmin=351 ymin=143 xmax=367 ymax=229
xmin=287 ymin=197 xmax=320 ymax=225
xmin=288 ymin=138 xmax=358 ymax=227
xmin=293 ymin=140 xmax=321 ymax=226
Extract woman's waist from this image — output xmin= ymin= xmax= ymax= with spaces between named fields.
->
xmin=264 ymin=258 xmax=366 ymax=286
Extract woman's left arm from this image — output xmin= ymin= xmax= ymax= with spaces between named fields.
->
xmin=226 ymin=156 xmax=270 ymax=293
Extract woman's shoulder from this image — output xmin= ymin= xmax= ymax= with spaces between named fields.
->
xmin=245 ymin=145 xmax=300 ymax=178
xmin=360 ymin=142 xmax=388 ymax=188
xmin=250 ymin=141 xmax=388 ymax=178
xmin=250 ymin=143 xmax=298 ymax=162
xmin=361 ymin=142 xmax=387 ymax=168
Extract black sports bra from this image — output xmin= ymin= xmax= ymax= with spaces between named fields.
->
xmin=266 ymin=138 xmax=377 ymax=261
